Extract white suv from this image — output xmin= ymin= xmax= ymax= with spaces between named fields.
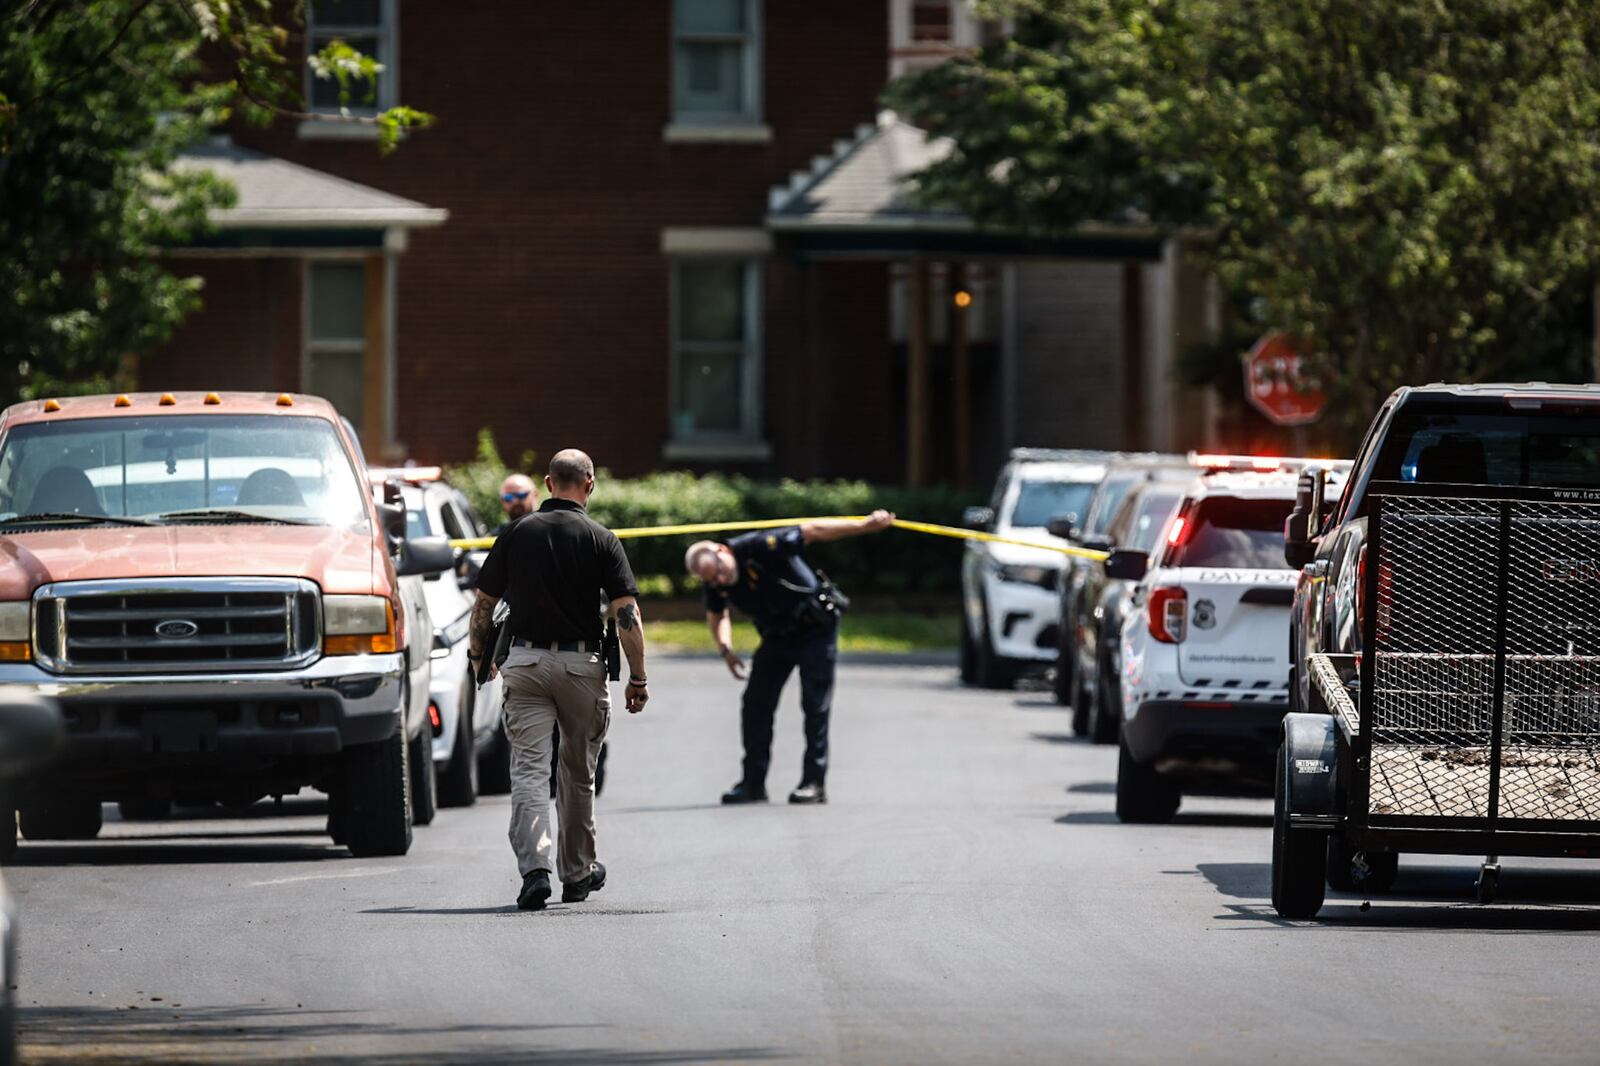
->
xmin=1110 ymin=459 xmax=1349 ymax=822
xmin=377 ymin=468 xmax=512 ymax=807
xmin=960 ymin=450 xmax=1112 ymax=689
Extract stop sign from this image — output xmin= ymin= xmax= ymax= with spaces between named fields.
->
xmin=1243 ymin=332 xmax=1326 ymax=427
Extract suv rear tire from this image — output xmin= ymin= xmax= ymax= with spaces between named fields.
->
xmin=478 ymin=724 xmax=513 ymax=796
xmin=1115 ymin=734 xmax=1179 ymax=823
xmin=19 ymin=794 xmax=102 ymax=840
xmin=438 ymin=690 xmax=479 ymax=809
xmin=408 ymin=728 xmax=437 ymax=827
xmin=340 ymin=729 xmax=413 ymax=858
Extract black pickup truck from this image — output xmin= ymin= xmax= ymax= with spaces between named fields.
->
xmin=1278 ymin=383 xmax=1600 ymax=917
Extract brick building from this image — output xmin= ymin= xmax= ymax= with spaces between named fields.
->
xmin=144 ymin=1 xmax=1217 ymax=486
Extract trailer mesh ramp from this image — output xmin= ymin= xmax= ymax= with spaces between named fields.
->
xmin=1369 ymin=493 xmax=1600 ymax=824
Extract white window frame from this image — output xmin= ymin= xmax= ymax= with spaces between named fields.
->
xmin=665 ymin=0 xmax=772 ymax=145
xmin=665 ymin=256 xmax=769 ymax=461
xmin=300 ymin=0 xmax=398 ymax=141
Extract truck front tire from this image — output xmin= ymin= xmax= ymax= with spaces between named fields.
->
xmin=340 ymin=729 xmax=413 ymax=858
xmin=19 ymin=795 xmax=102 ymax=841
xmin=407 ymin=728 xmax=437 ymax=827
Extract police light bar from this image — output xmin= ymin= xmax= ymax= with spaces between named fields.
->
xmin=367 ymin=465 xmax=444 ymax=484
xmin=1187 ymin=453 xmax=1353 ymax=476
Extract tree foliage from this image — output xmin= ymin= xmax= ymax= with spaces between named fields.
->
xmin=0 ymin=0 xmax=432 ymax=406
xmin=887 ymin=0 xmax=1600 ymax=438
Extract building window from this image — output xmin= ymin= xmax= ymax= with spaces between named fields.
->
xmin=305 ymin=0 xmax=396 ymax=116
xmin=911 ymin=0 xmax=953 ymax=42
xmin=671 ymin=259 xmax=763 ymax=447
xmin=672 ymin=0 xmax=761 ymax=124
xmin=306 ymin=261 xmax=368 ymax=437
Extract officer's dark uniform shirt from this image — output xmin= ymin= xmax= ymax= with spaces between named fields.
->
xmin=703 ymin=526 xmax=821 ymax=636
xmin=476 ymin=499 xmax=638 ymax=645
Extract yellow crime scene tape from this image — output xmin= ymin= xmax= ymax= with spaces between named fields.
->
xmin=450 ymin=516 xmax=1110 ymax=561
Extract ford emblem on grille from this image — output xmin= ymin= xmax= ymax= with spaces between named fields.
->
xmin=154 ymin=619 xmax=200 ymax=639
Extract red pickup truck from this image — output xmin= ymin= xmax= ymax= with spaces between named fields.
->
xmin=0 ymin=391 xmax=445 ymax=857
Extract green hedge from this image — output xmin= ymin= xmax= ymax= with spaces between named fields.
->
xmin=445 ymin=432 xmax=981 ymax=597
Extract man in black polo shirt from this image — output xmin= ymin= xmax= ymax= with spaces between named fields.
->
xmin=685 ymin=510 xmax=894 ymax=806
xmin=470 ymin=449 xmax=649 ymax=911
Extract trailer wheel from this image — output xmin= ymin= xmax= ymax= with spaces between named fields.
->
xmin=1271 ymin=746 xmax=1326 ymax=919
xmin=1115 ymin=733 xmax=1179 ymax=823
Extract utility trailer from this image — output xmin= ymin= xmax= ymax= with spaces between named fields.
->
xmin=1275 ymin=481 xmax=1600 ymax=918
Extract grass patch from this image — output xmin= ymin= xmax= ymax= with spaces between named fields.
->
xmin=647 ymin=613 xmax=958 ymax=655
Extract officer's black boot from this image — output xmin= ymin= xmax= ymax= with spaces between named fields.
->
xmin=518 ymin=869 xmax=552 ymax=911
xmin=721 ymin=781 xmax=769 ymax=805
xmin=788 ymin=782 xmax=827 ymax=805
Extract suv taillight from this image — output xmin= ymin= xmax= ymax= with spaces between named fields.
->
xmin=1148 ymin=586 xmax=1188 ymax=644
xmin=1355 ymin=544 xmax=1393 ymax=642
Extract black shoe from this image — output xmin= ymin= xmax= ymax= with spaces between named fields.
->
xmin=788 ymin=782 xmax=828 ymax=805
xmin=721 ymin=782 xmax=769 ymax=805
xmin=562 ymin=861 xmax=607 ymax=903
xmin=518 ymin=870 xmax=552 ymax=911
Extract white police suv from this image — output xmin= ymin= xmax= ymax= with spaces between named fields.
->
xmin=960 ymin=450 xmax=1113 ymax=689
xmin=1109 ymin=458 xmax=1349 ymax=822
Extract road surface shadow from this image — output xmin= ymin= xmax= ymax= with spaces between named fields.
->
xmin=1030 ymin=732 xmax=1086 ymax=746
xmin=1055 ymin=810 xmax=1272 ymax=828
xmin=601 ymin=803 xmax=728 ymax=815
xmin=19 ymin=1002 xmax=781 ymax=1064
xmin=363 ymin=904 xmax=672 ymax=918
xmin=12 ymin=839 xmax=345 ymax=867
xmin=1064 ymin=781 xmax=1114 ymax=794
xmin=1199 ymin=861 xmax=1600 ymax=932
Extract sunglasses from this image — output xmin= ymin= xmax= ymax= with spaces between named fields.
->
xmin=501 ymin=491 xmax=531 ymax=502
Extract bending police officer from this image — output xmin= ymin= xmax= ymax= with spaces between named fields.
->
xmin=685 ymin=511 xmax=894 ymax=806
xmin=471 ymin=449 xmax=649 ymax=911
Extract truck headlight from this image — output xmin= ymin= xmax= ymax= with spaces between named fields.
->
xmin=995 ymin=564 xmax=1058 ymax=590
xmin=323 ymin=595 xmax=397 ymax=655
xmin=0 ymin=602 xmax=28 ymax=662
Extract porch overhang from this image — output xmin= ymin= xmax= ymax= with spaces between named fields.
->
xmin=171 ymin=140 xmax=447 ymax=253
xmin=764 ymin=111 xmax=1163 ymax=261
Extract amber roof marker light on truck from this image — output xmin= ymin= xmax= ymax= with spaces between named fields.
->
xmin=204 ymin=392 xmax=222 ymax=405
xmin=277 ymin=394 xmax=295 ymax=407
xmin=41 ymin=399 xmax=60 ymax=413
xmin=158 ymin=393 xmax=176 ymax=406
xmin=113 ymin=394 xmax=132 ymax=408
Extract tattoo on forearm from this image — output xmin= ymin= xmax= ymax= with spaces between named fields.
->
xmin=469 ymin=594 xmax=496 ymax=657
xmin=617 ymin=604 xmax=638 ymax=632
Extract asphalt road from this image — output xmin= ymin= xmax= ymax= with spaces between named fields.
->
xmin=12 ymin=654 xmax=1600 ymax=1064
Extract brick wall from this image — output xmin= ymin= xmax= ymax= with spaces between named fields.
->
xmin=143 ymin=258 xmax=301 ymax=394
xmin=222 ymin=1 xmax=890 ymax=476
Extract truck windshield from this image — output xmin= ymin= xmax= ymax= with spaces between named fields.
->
xmin=0 ymin=415 xmax=370 ymax=529
xmin=1010 ymin=480 xmax=1095 ymax=529
xmin=1373 ymin=407 xmax=1600 ymax=489
xmin=1165 ymin=497 xmax=1294 ymax=569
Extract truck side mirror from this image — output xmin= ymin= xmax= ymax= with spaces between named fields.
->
xmin=963 ymin=506 xmax=995 ymax=532
xmin=1046 ymin=513 xmax=1079 ymax=541
xmin=396 ymin=535 xmax=456 ymax=577
xmin=1081 ymin=533 xmax=1114 ymax=554
xmin=1104 ymin=549 xmax=1149 ymax=582
xmin=1284 ymin=468 xmax=1326 ymax=569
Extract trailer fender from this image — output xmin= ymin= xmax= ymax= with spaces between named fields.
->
xmin=1281 ymin=712 xmax=1338 ymax=826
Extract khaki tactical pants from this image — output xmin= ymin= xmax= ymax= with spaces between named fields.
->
xmin=500 ymin=646 xmax=611 ymax=884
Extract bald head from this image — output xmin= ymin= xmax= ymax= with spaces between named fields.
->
xmin=685 ymin=540 xmax=735 ymax=586
xmin=546 ymin=448 xmax=597 ymax=503
xmin=499 ymin=473 xmax=536 ymax=518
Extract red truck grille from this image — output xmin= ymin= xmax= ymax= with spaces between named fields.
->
xmin=32 ymin=578 xmax=321 ymax=675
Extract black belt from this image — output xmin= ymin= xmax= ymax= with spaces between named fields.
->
xmin=511 ymin=637 xmax=598 ymax=653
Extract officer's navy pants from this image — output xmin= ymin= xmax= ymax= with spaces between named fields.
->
xmin=741 ymin=624 xmax=836 ymax=788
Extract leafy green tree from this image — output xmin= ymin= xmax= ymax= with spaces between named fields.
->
xmin=888 ymin=0 xmax=1600 ymax=439
xmin=0 ymin=1 xmax=431 ymax=406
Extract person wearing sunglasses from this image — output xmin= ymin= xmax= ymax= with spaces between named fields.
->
xmin=494 ymin=473 xmax=538 ymax=535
